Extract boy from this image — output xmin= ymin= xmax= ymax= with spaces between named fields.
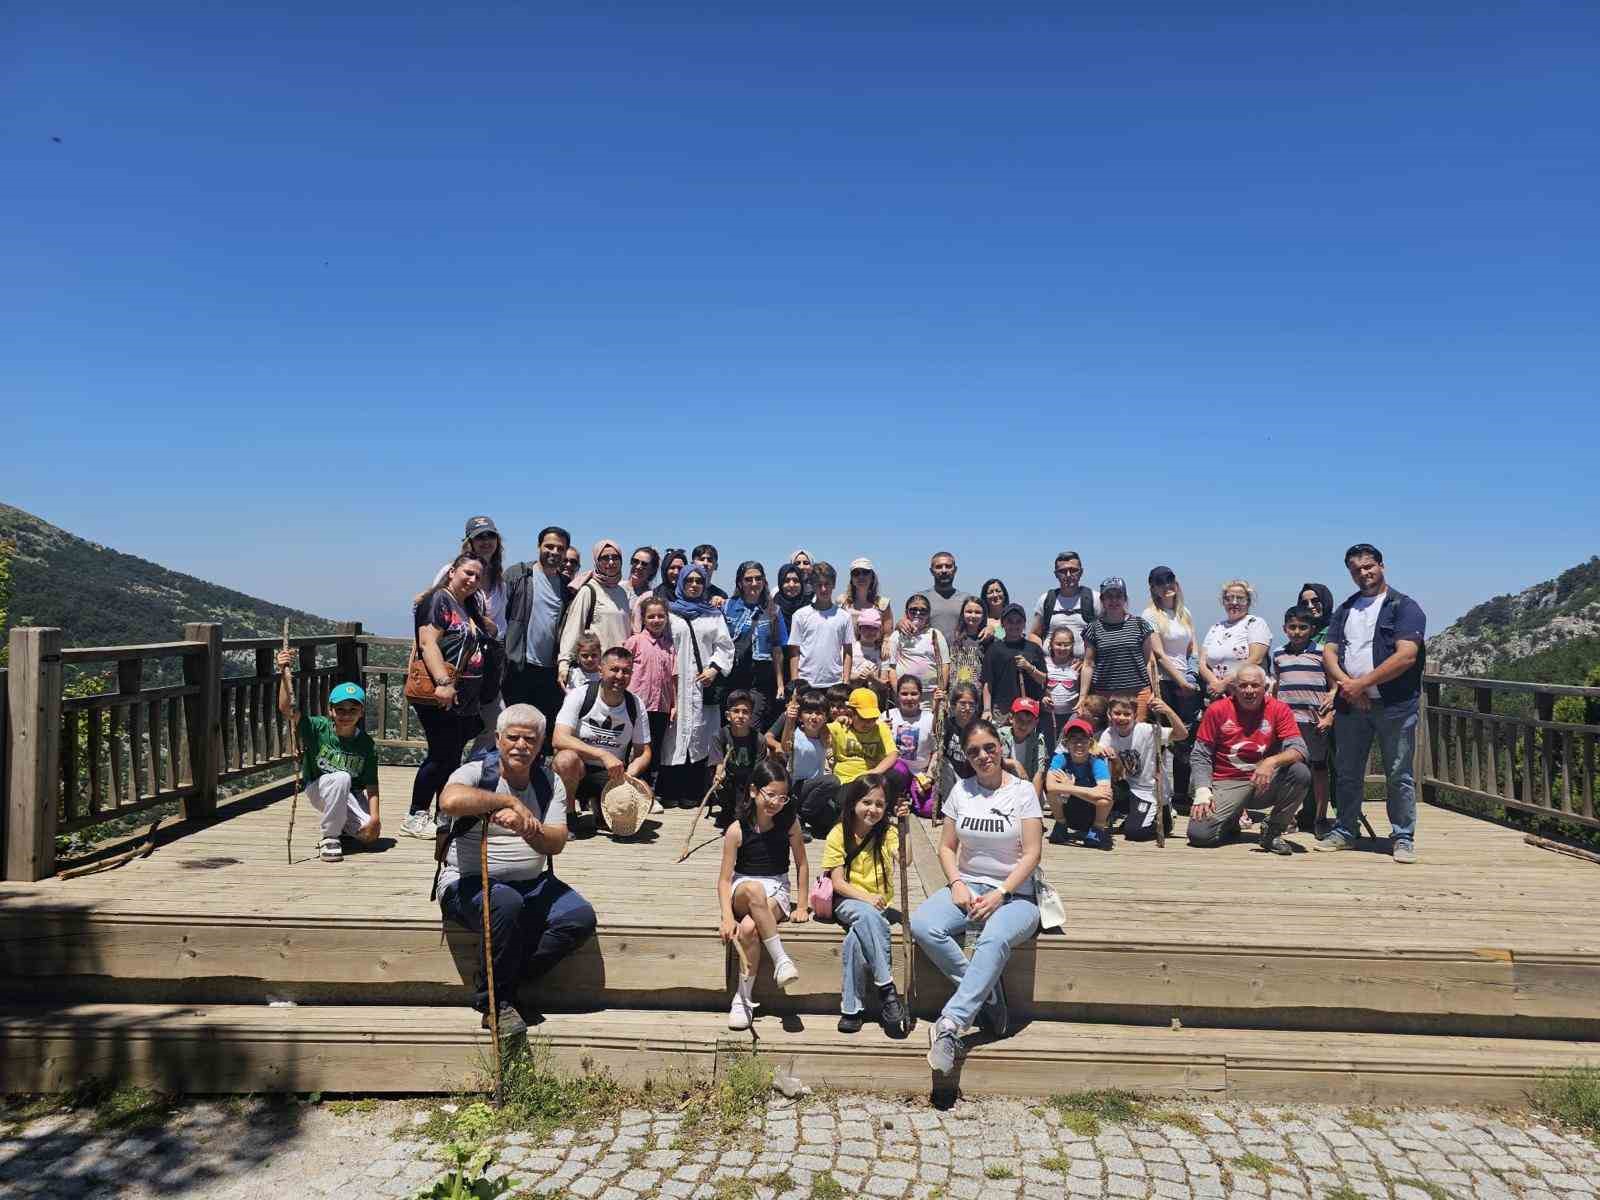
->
xmin=825 ymin=683 xmax=853 ymax=727
xmin=829 ymin=688 xmax=899 ymax=790
xmin=1001 ymin=698 xmax=1049 ymax=787
xmin=709 ymin=690 xmax=762 ymax=830
xmin=1099 ymin=694 xmax=1188 ymax=843
xmin=982 ymin=603 xmax=1047 ymax=720
xmin=768 ymin=689 xmax=839 ymax=840
xmin=275 ymin=648 xmax=380 ymax=862
xmin=1272 ymin=606 xmax=1336 ymax=835
xmin=1043 ymin=717 xmax=1113 ymax=849
xmin=786 ymin=562 xmax=856 ymax=688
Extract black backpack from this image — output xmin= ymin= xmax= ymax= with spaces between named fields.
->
xmin=1039 ymin=587 xmax=1095 ymax=636
xmin=429 ymin=748 xmax=556 ymax=900
xmin=577 ymin=680 xmax=640 ymax=730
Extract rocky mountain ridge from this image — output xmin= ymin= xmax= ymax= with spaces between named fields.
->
xmin=1427 ymin=556 xmax=1600 ymax=679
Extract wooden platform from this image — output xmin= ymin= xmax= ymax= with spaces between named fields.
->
xmin=3 ymin=767 xmax=1599 ymax=1038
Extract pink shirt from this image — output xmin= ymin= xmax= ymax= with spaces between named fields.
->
xmin=623 ymin=630 xmax=677 ymax=713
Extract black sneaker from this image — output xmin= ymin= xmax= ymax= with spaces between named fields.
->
xmin=1083 ymin=826 xmax=1114 ymax=852
xmin=837 ymin=1011 xmax=864 ymax=1034
xmin=1048 ymin=821 xmax=1073 ymax=845
xmin=878 ymin=985 xmax=909 ymax=1039
xmin=1261 ymin=831 xmax=1294 ymax=856
xmin=978 ymin=977 xmax=1009 ymax=1038
xmin=481 ymin=1002 xmax=528 ymax=1041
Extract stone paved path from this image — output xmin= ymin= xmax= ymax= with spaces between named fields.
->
xmin=3 ymin=1092 xmax=1597 ymax=1200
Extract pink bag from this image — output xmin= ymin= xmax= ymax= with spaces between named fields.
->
xmin=808 ymin=873 xmax=834 ymax=921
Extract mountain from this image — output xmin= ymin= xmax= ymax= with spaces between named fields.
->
xmin=1427 ymin=556 xmax=1600 ymax=688
xmin=0 ymin=503 xmax=338 ymax=651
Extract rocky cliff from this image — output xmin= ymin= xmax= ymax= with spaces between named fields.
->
xmin=1428 ymin=556 xmax=1600 ymax=678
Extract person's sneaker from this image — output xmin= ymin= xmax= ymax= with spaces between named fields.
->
xmin=927 ymin=1017 xmax=962 ymax=1073
xmin=481 ymin=1002 xmax=528 ymax=1041
xmin=1393 ymin=840 xmax=1417 ymax=864
xmin=728 ymin=992 xmax=756 ymax=1031
xmin=878 ymin=984 xmax=908 ymax=1039
xmin=978 ymin=979 xmax=1009 ymax=1038
xmin=400 ymin=811 xmax=434 ymax=839
xmin=1313 ymin=831 xmax=1354 ymax=852
xmin=837 ymin=1011 xmax=864 ymax=1034
xmin=1260 ymin=832 xmax=1294 ymax=857
xmin=1048 ymin=821 xmax=1073 ymax=846
xmin=1083 ymin=827 xmax=1114 ymax=852
xmin=773 ymin=958 xmax=800 ymax=992
xmin=318 ymin=837 xmax=343 ymax=862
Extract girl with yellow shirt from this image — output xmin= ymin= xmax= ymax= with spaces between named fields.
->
xmin=822 ymin=773 xmax=910 ymax=1037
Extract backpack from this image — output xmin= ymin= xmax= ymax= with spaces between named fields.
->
xmin=577 ymin=679 xmax=640 ymax=729
xmin=429 ymin=748 xmax=556 ymax=900
xmin=1039 ymin=587 xmax=1094 ymax=637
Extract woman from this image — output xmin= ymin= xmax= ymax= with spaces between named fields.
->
xmin=723 ymin=560 xmax=786 ymax=730
xmin=790 ymin=549 xmax=817 ymax=604
xmin=884 ymin=593 xmax=950 ymax=700
xmin=404 ymin=553 xmax=489 ymax=838
xmin=626 ymin=547 xmax=660 ymax=605
xmin=435 ymin=517 xmax=506 ymax=637
xmin=911 ymin=718 xmax=1043 ymax=1072
xmin=1298 ymin=582 xmax=1335 ymax=645
xmin=557 ymin=538 xmax=632 ymax=681
xmin=1198 ymin=579 xmax=1272 ymax=702
xmin=843 ymin=557 xmax=894 ymax=695
xmin=948 ymin=597 xmax=988 ymax=691
xmin=1143 ymin=566 xmax=1201 ymax=806
xmin=636 ymin=548 xmax=689 ymax=631
xmin=1079 ymin=578 xmax=1160 ymax=721
xmin=660 ymin=565 xmax=735 ymax=809
xmin=979 ymin=578 xmax=1011 ymax=641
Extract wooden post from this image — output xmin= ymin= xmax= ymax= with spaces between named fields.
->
xmin=335 ymin=621 xmax=363 ymax=685
xmin=5 ymin=628 xmax=63 ymax=882
xmin=1419 ymin=681 xmax=1441 ymax=808
xmin=181 ymin=622 xmax=223 ymax=820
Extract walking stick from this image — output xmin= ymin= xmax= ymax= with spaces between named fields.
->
xmin=927 ymin=631 xmax=947 ymax=825
xmin=480 ymin=830 xmax=503 ymax=1106
xmin=677 ymin=768 xmax=724 ymax=863
xmin=1151 ymin=702 xmax=1168 ymax=849
xmin=897 ymin=808 xmax=915 ymax=1032
xmin=283 ymin=620 xmax=299 ymax=865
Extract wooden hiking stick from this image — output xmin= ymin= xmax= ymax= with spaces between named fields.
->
xmin=1150 ymin=704 xmax=1168 ymax=849
xmin=283 ymin=620 xmax=299 ymax=865
xmin=677 ymin=768 xmax=724 ymax=863
xmin=480 ymin=830 xmax=503 ymax=1105
xmin=897 ymin=809 xmax=915 ymax=1030
xmin=927 ymin=631 xmax=947 ymax=825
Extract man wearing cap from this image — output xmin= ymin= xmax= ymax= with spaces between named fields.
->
xmin=275 ymin=649 xmax=381 ymax=862
xmin=982 ymin=603 xmax=1048 ymax=721
xmin=1079 ymin=577 xmax=1160 ymax=722
xmin=1188 ymin=664 xmax=1310 ymax=855
xmin=552 ymin=646 xmax=653 ymax=834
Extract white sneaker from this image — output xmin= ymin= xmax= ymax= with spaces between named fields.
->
xmin=727 ymin=991 xmax=756 ymax=1031
xmin=773 ymin=958 xmax=800 ymax=992
xmin=400 ymin=811 xmax=434 ymax=839
xmin=318 ymin=838 xmax=343 ymax=862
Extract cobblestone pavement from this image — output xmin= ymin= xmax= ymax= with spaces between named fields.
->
xmin=3 ymin=1092 xmax=1597 ymax=1200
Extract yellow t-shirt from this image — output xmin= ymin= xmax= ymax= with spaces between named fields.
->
xmin=821 ymin=822 xmax=899 ymax=904
xmin=828 ymin=718 xmax=894 ymax=785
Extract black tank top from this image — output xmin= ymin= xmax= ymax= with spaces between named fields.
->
xmin=734 ymin=804 xmax=796 ymax=877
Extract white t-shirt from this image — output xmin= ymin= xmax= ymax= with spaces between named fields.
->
xmin=1143 ymin=606 xmax=1194 ymax=676
xmin=883 ymin=628 xmax=949 ymax=693
xmin=1044 ymin=658 xmax=1081 ymax=715
xmin=438 ymin=760 xmax=568 ymax=890
xmin=1341 ymin=592 xmax=1386 ymax=699
xmin=1098 ymin=722 xmax=1172 ymax=805
xmin=887 ymin=708 xmax=935 ymax=773
xmin=1033 ymin=587 xmax=1098 ymax=659
xmin=1202 ymin=615 xmax=1272 ymax=681
xmin=943 ymin=774 xmax=1043 ymax=891
xmin=787 ymin=603 xmax=857 ymax=686
xmin=555 ymin=686 xmax=649 ymax=754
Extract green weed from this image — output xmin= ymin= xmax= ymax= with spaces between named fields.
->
xmin=1348 ymin=1108 xmax=1384 ymax=1130
xmin=765 ymin=1170 xmax=795 ymax=1193
xmin=1046 ymin=1089 xmax=1144 ymax=1137
xmin=410 ymin=1142 xmax=517 ymax=1199
xmin=983 ymin=1164 xmax=1014 ymax=1179
xmin=1233 ymin=1152 xmax=1277 ymax=1177
xmin=1393 ymin=1179 xmax=1453 ymax=1200
xmin=1321 ymin=1187 xmax=1364 ymax=1200
xmin=809 ymin=1173 xmax=846 ymax=1200
xmin=1146 ymin=1108 xmax=1207 ymax=1136
xmin=1039 ymin=1152 xmax=1072 ymax=1173
xmin=1534 ymin=1065 xmax=1600 ymax=1133
xmin=88 ymin=1085 xmax=176 ymax=1133
xmin=328 ymin=1098 xmax=380 ymax=1117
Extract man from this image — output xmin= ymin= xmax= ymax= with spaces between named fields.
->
xmin=920 ymin=552 xmax=975 ymax=646
xmin=1316 ymin=543 xmax=1427 ymax=863
xmin=1188 ymin=664 xmax=1310 ymax=854
xmin=504 ymin=526 xmax=573 ymax=736
xmin=551 ymin=646 xmax=653 ymax=828
xmin=691 ymin=543 xmax=728 ymax=603
xmin=437 ymin=704 xmax=596 ymax=1039
xmin=1030 ymin=551 xmax=1097 ymax=661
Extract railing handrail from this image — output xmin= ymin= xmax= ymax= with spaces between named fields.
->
xmin=61 ymin=640 xmax=204 ymax=664
xmin=1424 ymin=672 xmax=1600 ymax=700
xmin=220 ymin=634 xmax=347 ymax=652
xmin=358 ymin=635 xmax=412 ymax=647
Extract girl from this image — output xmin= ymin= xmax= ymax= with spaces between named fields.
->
xmin=635 ymin=548 xmax=689 ymax=631
xmin=723 ymin=560 xmax=785 ymax=730
xmin=1041 ymin=627 xmax=1081 ymax=753
xmin=823 ymin=774 xmax=909 ymax=1036
xmin=980 ymin=578 xmax=1011 ymax=641
xmin=564 ymin=631 xmax=602 ymax=691
xmin=938 ymin=681 xmax=982 ymax=805
xmin=948 ymin=598 xmax=988 ymax=691
xmin=659 ymin=566 xmax=735 ymax=809
xmin=719 ymin=760 xmax=810 ymax=1030
xmin=886 ymin=676 xmax=936 ymax=817
xmin=623 ymin=596 xmax=677 ymax=789
xmin=883 ymin=592 xmax=949 ymax=702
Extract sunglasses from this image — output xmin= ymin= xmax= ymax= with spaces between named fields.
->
xmin=968 ymin=741 xmax=1003 ymax=758
xmin=597 ymin=552 xmax=622 ymax=563
xmin=631 ymin=558 xmax=652 ymax=568
xmin=906 ymin=608 xmax=930 ymax=616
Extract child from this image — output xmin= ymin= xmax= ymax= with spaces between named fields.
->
xmin=275 ymin=648 xmax=380 ymax=862
xmin=982 ymin=604 xmax=1047 ymax=722
xmin=825 ymin=683 xmax=853 ymax=727
xmin=851 ymin=606 xmax=888 ymax=685
xmin=1271 ymin=606 xmax=1336 ymax=835
xmin=564 ymin=631 xmax=602 ymax=692
xmin=1099 ymin=694 xmax=1188 ymax=842
xmin=938 ymin=681 xmax=982 ymax=806
xmin=710 ymin=690 xmax=763 ymax=830
xmin=768 ymin=689 xmax=839 ymax=841
xmin=1044 ymin=717 xmax=1114 ymax=849
xmin=1002 ymin=698 xmax=1049 ymax=786
xmin=885 ymin=676 xmax=936 ymax=816
xmin=1042 ymin=627 xmax=1081 ymax=753
xmin=883 ymin=593 xmax=950 ymax=703
xmin=948 ymin=598 xmax=988 ymax=691
xmin=829 ymin=688 xmax=899 ymax=798
xmin=718 ymin=760 xmax=810 ymax=1030
xmin=623 ymin=596 xmax=677 ymax=789
xmin=822 ymin=774 xmax=909 ymax=1037
xmin=785 ymin=562 xmax=856 ymax=689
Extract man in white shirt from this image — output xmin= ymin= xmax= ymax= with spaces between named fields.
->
xmin=552 ymin=646 xmax=652 ymax=828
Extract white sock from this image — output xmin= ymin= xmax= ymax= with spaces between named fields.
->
xmin=762 ymin=935 xmax=790 ymax=968
xmin=737 ymin=973 xmax=755 ymax=1004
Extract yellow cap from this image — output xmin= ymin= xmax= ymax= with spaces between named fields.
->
xmin=847 ymin=688 xmax=882 ymax=719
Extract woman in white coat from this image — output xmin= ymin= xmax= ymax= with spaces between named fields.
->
xmin=660 ymin=564 xmax=735 ymax=809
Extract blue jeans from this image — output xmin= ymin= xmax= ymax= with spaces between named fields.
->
xmin=1333 ymin=697 xmax=1419 ymax=845
xmin=835 ymin=898 xmax=896 ymax=1015
xmin=440 ymin=872 xmax=597 ymax=1012
xmin=911 ymin=883 xmax=1039 ymax=1030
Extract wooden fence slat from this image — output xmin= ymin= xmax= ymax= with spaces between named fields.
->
xmin=147 ymin=698 xmax=164 ymax=797
xmin=107 ymin=705 xmax=126 ymax=809
xmin=166 ymin=698 xmax=181 ymax=791
xmin=5 ymin=628 xmax=64 ymax=882
xmin=87 ymin=710 xmax=103 ymax=815
xmin=60 ymin=708 xmax=78 ymax=827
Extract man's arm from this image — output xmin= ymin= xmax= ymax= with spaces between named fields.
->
xmin=552 ymin=722 xmax=622 ymax=770
xmin=1354 ymin=640 xmax=1420 ymax=691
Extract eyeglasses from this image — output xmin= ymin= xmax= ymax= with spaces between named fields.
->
xmin=631 ymin=558 xmax=652 ymax=568
xmin=906 ymin=608 xmax=929 ymax=616
xmin=757 ymin=787 xmax=787 ymax=803
xmin=1224 ymin=594 xmax=1249 ymax=603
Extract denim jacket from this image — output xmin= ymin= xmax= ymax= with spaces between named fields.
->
xmin=1326 ymin=587 xmax=1426 ymax=708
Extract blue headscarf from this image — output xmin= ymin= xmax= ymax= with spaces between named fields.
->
xmin=671 ymin=564 xmax=722 ymax=622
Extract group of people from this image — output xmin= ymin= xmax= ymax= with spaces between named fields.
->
xmin=274 ymin=518 xmax=1428 ymax=1066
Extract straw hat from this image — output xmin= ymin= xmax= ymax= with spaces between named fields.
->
xmin=601 ymin=780 xmax=647 ymax=838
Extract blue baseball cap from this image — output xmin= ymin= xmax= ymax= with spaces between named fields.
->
xmin=328 ymin=682 xmax=366 ymax=706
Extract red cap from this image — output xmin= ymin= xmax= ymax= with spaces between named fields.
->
xmin=1063 ymin=716 xmax=1096 ymax=739
xmin=1010 ymin=697 xmax=1040 ymax=717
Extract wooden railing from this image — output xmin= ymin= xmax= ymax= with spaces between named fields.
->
xmin=1422 ymin=674 xmax=1600 ymax=831
xmin=358 ymin=635 xmax=427 ymax=749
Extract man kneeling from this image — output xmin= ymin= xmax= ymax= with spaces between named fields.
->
xmin=1188 ymin=665 xmax=1310 ymax=855
xmin=437 ymin=704 xmax=597 ymax=1039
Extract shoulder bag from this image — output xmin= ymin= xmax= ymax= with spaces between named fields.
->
xmin=405 ymin=594 xmax=476 ymax=707
xmin=684 ymin=614 xmax=727 ymax=708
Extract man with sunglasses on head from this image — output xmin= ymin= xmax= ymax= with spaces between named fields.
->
xmin=1030 ymin=551 xmax=1097 ymax=662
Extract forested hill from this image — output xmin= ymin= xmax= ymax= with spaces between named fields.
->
xmin=1428 ymin=556 xmax=1600 ymax=690
xmin=0 ymin=503 xmax=337 ymax=649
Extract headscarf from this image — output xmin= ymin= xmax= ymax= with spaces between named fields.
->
xmin=723 ymin=561 xmax=770 ymax=642
xmin=670 ymin=564 xmax=722 ymax=622
xmin=774 ymin=563 xmax=809 ymax=625
xmin=789 ymin=549 xmax=816 ymax=603
xmin=1299 ymin=582 xmax=1335 ymax=635
xmin=653 ymin=549 xmax=688 ymax=603
xmin=590 ymin=538 xmax=623 ymax=588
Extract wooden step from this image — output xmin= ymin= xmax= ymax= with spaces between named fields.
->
xmin=4 ymin=1004 xmax=1597 ymax=1104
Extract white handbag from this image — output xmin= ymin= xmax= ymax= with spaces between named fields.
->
xmin=1032 ymin=869 xmax=1066 ymax=931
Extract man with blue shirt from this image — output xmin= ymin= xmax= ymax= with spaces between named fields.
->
xmin=1316 ymin=543 xmax=1427 ymax=864
xmin=503 ymin=526 xmax=574 ymax=738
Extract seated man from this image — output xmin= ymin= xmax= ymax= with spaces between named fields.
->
xmin=1187 ymin=664 xmax=1310 ymax=854
xmin=551 ymin=645 xmax=653 ymax=828
xmin=438 ymin=704 xmax=596 ymax=1039
xmin=275 ymin=647 xmax=380 ymax=862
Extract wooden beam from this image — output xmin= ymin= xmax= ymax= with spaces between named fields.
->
xmin=180 ymin=623 xmax=223 ymax=820
xmin=5 ymin=629 xmax=63 ymax=882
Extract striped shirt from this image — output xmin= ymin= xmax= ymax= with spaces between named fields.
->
xmin=1083 ymin=616 xmax=1154 ymax=694
xmin=1272 ymin=644 xmax=1328 ymax=725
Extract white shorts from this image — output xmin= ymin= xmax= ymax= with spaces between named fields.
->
xmin=731 ymin=873 xmax=793 ymax=917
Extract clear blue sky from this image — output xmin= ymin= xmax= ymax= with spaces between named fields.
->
xmin=6 ymin=3 xmax=1597 ymax=638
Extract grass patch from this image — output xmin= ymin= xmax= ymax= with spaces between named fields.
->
xmin=1046 ymin=1089 xmax=1144 ymax=1137
xmin=676 ymin=1051 xmax=773 ymax=1146
xmin=809 ymin=1174 xmax=846 ymax=1200
xmin=412 ymin=1143 xmax=518 ymax=1199
xmin=1534 ymin=1065 xmax=1600 ymax=1133
xmin=710 ymin=1181 xmax=756 ymax=1200
xmin=1393 ymin=1179 xmax=1453 ymax=1200
xmin=1039 ymin=1152 xmax=1072 ymax=1174
xmin=2 ymin=1095 xmax=64 ymax=1128
xmin=81 ymin=1084 xmax=176 ymax=1133
xmin=1322 ymin=1188 xmax=1364 ymax=1200
xmin=765 ymin=1170 xmax=795 ymax=1193
xmin=1233 ymin=1152 xmax=1277 ymax=1177
xmin=1146 ymin=1108 xmax=1207 ymax=1136
xmin=1348 ymin=1108 xmax=1384 ymax=1130
xmin=983 ymin=1164 xmax=1014 ymax=1180
xmin=328 ymin=1098 xmax=380 ymax=1117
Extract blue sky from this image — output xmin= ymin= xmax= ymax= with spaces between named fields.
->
xmin=5 ymin=3 xmax=1597 ymax=637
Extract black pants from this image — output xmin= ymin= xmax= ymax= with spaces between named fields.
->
xmin=1159 ymin=679 xmax=1203 ymax=809
xmin=412 ymin=704 xmax=482 ymax=815
xmin=502 ymin=661 xmax=565 ymax=744
xmin=646 ymin=711 xmax=670 ymax=787
xmin=658 ymin=757 xmax=708 ymax=810
xmin=440 ymin=872 xmax=596 ymax=1012
xmin=798 ymin=773 xmax=843 ymax=839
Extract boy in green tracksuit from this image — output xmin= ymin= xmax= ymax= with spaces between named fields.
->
xmin=276 ymin=648 xmax=381 ymax=862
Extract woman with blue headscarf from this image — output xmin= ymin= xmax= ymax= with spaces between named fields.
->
xmin=659 ymin=565 xmax=736 ymax=809
xmin=722 ymin=561 xmax=786 ymax=732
